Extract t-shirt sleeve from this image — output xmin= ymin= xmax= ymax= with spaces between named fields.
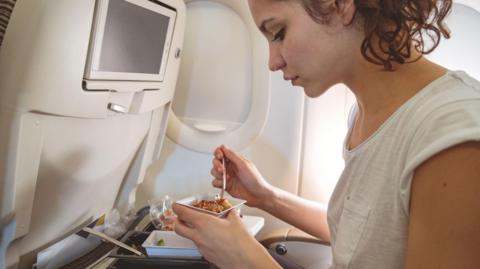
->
xmin=399 ymin=99 xmax=480 ymax=214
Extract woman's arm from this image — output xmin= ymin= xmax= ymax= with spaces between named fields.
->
xmin=406 ymin=141 xmax=480 ymax=268
xmin=212 ymin=145 xmax=330 ymax=242
xmin=260 ymin=187 xmax=330 ymax=242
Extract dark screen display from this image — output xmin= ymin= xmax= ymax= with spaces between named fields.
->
xmin=98 ymin=0 xmax=170 ymax=74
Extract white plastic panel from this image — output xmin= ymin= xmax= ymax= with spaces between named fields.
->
xmin=173 ymin=0 xmax=252 ymax=130
xmin=12 ymin=112 xmax=150 ymax=254
xmin=166 ymin=0 xmax=270 ymax=153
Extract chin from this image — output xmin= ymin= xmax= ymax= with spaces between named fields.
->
xmin=303 ymin=85 xmax=328 ymax=98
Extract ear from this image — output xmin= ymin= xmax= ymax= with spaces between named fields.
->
xmin=336 ymin=0 xmax=356 ymax=26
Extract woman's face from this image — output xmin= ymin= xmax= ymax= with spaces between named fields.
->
xmin=248 ymin=0 xmax=360 ymax=97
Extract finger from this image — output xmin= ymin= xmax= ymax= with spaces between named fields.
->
xmin=228 ymin=207 xmax=241 ymax=217
xmin=226 ymin=208 xmax=243 ymax=223
xmin=211 ymin=158 xmax=223 ymax=173
xmin=213 ymin=146 xmax=224 ymax=160
xmin=220 ymin=145 xmax=245 ymax=167
xmin=210 ymin=167 xmax=222 ymax=179
xmin=174 ymin=217 xmax=196 ymax=240
xmin=212 ymin=178 xmax=222 ymax=188
xmin=222 ymin=144 xmax=249 ymax=161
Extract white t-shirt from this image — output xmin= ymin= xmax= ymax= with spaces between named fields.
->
xmin=327 ymin=71 xmax=480 ymax=269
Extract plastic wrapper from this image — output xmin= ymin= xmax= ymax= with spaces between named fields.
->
xmin=149 ymin=195 xmax=176 ymax=231
xmin=103 ymin=207 xmax=136 ymax=238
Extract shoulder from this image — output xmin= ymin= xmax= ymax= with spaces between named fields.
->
xmin=407 ymin=71 xmax=480 ymax=121
xmin=406 ymin=141 xmax=480 ymax=268
xmin=407 ymin=70 xmax=480 ymax=112
xmin=405 ymin=72 xmax=480 ymax=267
xmin=395 ymin=71 xmax=480 ymax=213
xmin=402 ymin=71 xmax=480 ymax=172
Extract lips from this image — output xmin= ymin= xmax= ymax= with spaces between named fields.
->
xmin=284 ymin=75 xmax=300 ymax=86
xmin=284 ymin=75 xmax=299 ymax=81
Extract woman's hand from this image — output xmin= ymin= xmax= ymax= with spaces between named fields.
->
xmin=211 ymin=145 xmax=274 ymax=208
xmin=211 ymin=145 xmax=331 ymax=242
xmin=173 ymin=204 xmax=279 ymax=269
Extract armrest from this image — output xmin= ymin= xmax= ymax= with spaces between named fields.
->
xmin=259 ymin=227 xmax=330 ymax=248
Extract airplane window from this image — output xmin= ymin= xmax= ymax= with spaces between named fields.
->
xmin=426 ymin=3 xmax=480 ymax=80
xmin=172 ymin=1 xmax=252 ymax=132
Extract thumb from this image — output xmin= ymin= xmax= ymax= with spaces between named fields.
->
xmin=226 ymin=208 xmax=242 ymax=222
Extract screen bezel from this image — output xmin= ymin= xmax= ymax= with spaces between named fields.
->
xmin=84 ymin=0 xmax=176 ymax=82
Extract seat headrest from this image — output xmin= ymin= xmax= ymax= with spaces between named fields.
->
xmin=0 ymin=0 xmax=17 ymax=47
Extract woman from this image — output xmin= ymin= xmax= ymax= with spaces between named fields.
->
xmin=173 ymin=0 xmax=480 ymax=268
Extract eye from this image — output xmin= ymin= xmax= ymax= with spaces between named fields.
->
xmin=272 ymin=28 xmax=286 ymax=42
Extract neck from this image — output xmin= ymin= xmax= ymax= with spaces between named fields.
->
xmin=344 ymin=56 xmax=448 ymax=119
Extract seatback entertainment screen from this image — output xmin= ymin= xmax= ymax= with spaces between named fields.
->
xmin=99 ymin=0 xmax=170 ymax=74
xmin=84 ymin=0 xmax=177 ymax=82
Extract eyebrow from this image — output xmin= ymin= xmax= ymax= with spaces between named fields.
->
xmin=259 ymin=18 xmax=275 ymax=33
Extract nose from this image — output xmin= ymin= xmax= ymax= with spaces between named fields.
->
xmin=268 ymin=44 xmax=286 ymax=72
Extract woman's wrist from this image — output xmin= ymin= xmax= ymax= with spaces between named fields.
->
xmin=235 ymin=236 xmax=282 ymax=269
xmin=256 ymin=183 xmax=280 ymax=213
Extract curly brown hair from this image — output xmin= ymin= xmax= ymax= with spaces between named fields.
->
xmin=298 ymin=0 xmax=452 ymax=70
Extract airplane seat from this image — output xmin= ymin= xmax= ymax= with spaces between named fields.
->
xmin=0 ymin=0 xmax=17 ymax=47
xmin=258 ymin=1 xmax=480 ymax=269
xmin=0 ymin=0 xmax=186 ymax=268
xmin=260 ymin=228 xmax=331 ymax=269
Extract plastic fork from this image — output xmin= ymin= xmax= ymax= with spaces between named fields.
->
xmin=220 ymin=157 xmax=226 ymax=199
